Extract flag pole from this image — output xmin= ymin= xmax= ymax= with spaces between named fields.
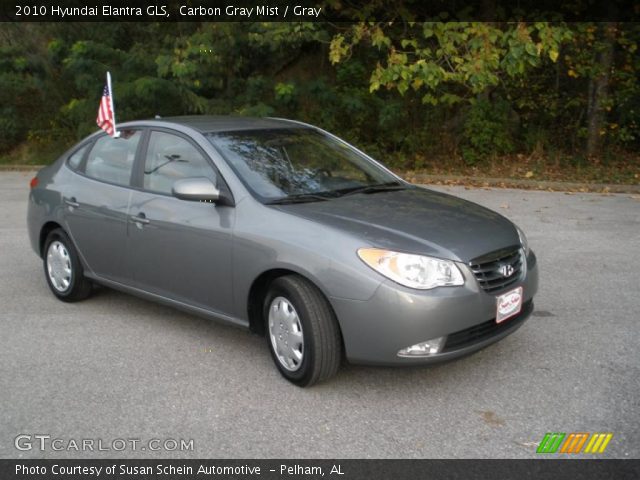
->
xmin=106 ymin=71 xmax=120 ymax=138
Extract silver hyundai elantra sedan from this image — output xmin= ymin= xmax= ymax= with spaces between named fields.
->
xmin=27 ymin=116 xmax=538 ymax=386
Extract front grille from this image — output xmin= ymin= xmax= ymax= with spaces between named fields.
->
xmin=442 ymin=300 xmax=533 ymax=352
xmin=469 ymin=246 xmax=524 ymax=294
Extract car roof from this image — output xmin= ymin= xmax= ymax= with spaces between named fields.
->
xmin=120 ymin=115 xmax=307 ymax=134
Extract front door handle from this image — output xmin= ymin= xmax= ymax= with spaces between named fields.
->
xmin=131 ymin=213 xmax=150 ymax=225
xmin=64 ymin=197 xmax=80 ymax=208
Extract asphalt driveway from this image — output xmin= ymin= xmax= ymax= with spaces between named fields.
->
xmin=1 ymin=171 xmax=638 ymax=459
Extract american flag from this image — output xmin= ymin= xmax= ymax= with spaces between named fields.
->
xmin=96 ymin=79 xmax=116 ymax=136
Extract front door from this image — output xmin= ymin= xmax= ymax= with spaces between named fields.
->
xmin=127 ymin=130 xmax=235 ymax=315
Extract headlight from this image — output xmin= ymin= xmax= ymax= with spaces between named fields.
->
xmin=516 ymin=225 xmax=530 ymax=255
xmin=357 ymin=248 xmax=464 ymax=290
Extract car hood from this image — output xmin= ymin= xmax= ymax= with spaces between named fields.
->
xmin=272 ymin=187 xmax=520 ymax=262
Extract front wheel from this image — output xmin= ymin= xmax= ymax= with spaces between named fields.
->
xmin=264 ymin=275 xmax=342 ymax=387
xmin=43 ymin=228 xmax=92 ymax=302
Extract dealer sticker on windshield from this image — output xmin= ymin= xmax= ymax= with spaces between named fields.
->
xmin=496 ymin=286 xmax=523 ymax=323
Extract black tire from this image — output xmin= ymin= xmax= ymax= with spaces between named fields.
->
xmin=43 ymin=228 xmax=92 ymax=302
xmin=264 ymin=275 xmax=342 ymax=387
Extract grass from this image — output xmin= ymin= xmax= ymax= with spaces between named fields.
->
xmin=1 ymin=141 xmax=638 ymax=186
xmin=396 ymin=151 xmax=639 ymax=185
xmin=0 ymin=141 xmax=69 ymax=166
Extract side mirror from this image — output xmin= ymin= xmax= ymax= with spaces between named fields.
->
xmin=172 ymin=177 xmax=220 ymax=202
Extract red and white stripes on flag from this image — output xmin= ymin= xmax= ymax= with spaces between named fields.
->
xmin=96 ymin=72 xmax=118 ymax=137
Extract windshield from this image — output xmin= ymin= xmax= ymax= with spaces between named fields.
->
xmin=207 ymin=128 xmax=401 ymax=203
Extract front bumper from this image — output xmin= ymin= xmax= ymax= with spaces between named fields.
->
xmin=330 ymin=251 xmax=539 ymax=366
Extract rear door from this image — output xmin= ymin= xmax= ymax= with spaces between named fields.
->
xmin=63 ymin=129 xmax=143 ymax=283
xmin=126 ymin=129 xmax=235 ymax=315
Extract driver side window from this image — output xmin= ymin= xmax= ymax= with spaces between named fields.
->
xmin=143 ymin=131 xmax=215 ymax=194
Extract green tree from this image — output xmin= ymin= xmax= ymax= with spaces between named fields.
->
xmin=330 ymin=22 xmax=570 ymax=104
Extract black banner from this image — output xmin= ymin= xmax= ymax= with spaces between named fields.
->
xmin=1 ymin=0 xmax=639 ymax=22
xmin=2 ymin=459 xmax=640 ymax=480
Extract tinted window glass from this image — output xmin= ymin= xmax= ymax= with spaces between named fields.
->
xmin=85 ymin=130 xmax=141 ymax=186
xmin=143 ymin=131 xmax=214 ymax=194
xmin=207 ymin=129 xmax=397 ymax=201
xmin=68 ymin=144 xmax=89 ymax=170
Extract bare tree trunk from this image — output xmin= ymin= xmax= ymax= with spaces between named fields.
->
xmin=586 ymin=22 xmax=616 ymax=159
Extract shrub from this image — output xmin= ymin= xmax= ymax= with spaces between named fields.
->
xmin=461 ymin=97 xmax=516 ymax=165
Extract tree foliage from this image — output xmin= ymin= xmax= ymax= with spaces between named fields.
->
xmin=331 ymin=22 xmax=570 ymax=103
xmin=0 ymin=21 xmax=638 ymax=167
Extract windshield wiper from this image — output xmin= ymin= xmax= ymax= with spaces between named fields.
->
xmin=144 ymin=154 xmax=188 ymax=174
xmin=265 ymin=193 xmax=333 ymax=205
xmin=335 ymin=182 xmax=407 ymax=197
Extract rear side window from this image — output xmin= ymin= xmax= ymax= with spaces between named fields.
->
xmin=85 ymin=130 xmax=142 ymax=186
xmin=143 ymin=131 xmax=215 ymax=194
xmin=67 ymin=144 xmax=89 ymax=170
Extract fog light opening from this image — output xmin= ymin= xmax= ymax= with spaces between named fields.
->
xmin=397 ymin=337 xmax=446 ymax=357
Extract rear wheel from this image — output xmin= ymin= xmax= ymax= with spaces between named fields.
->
xmin=264 ymin=275 xmax=342 ymax=387
xmin=43 ymin=228 xmax=92 ymax=302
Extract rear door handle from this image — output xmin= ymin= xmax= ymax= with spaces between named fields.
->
xmin=64 ymin=197 xmax=80 ymax=208
xmin=131 ymin=213 xmax=150 ymax=225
